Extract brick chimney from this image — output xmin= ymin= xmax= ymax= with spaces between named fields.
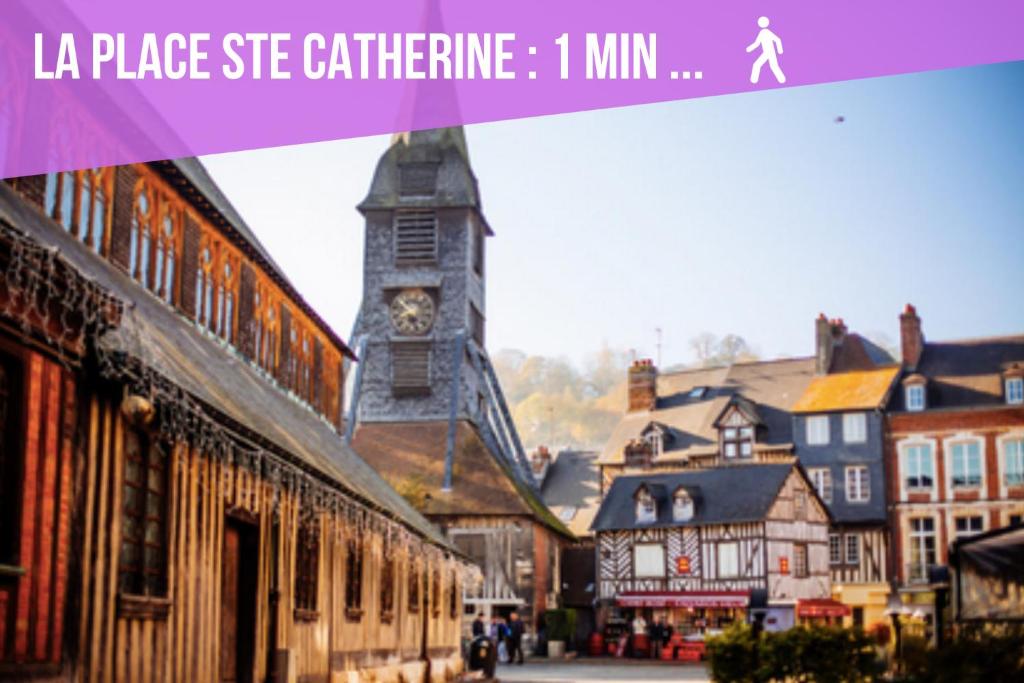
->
xmin=628 ymin=359 xmax=658 ymax=412
xmin=900 ymin=304 xmax=924 ymax=370
xmin=814 ymin=314 xmax=848 ymax=374
xmin=531 ymin=446 xmax=552 ymax=483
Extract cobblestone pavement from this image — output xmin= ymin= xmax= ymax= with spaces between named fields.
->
xmin=493 ymin=659 xmax=711 ymax=682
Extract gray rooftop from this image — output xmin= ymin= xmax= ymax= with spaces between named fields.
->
xmin=591 ymin=464 xmax=796 ymax=532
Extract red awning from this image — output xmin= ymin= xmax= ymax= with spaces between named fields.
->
xmin=616 ymin=591 xmax=750 ymax=609
xmin=796 ymin=599 xmax=851 ymax=618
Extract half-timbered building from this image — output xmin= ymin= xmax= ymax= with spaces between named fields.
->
xmin=347 ymin=127 xmax=573 ymax=634
xmin=884 ymin=304 xmax=1024 ymax=625
xmin=0 ymin=162 xmax=473 ymax=683
xmin=591 ymin=464 xmax=832 ymax=633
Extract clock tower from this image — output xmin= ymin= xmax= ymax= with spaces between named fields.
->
xmin=348 ymin=126 xmax=572 ymax=629
xmin=349 ymin=126 xmax=493 ymax=428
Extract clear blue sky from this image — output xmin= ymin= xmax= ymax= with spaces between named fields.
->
xmin=202 ymin=61 xmax=1024 ymax=367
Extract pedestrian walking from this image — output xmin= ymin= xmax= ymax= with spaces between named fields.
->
xmin=472 ymin=613 xmax=486 ymax=638
xmin=507 ymin=611 xmax=526 ymax=665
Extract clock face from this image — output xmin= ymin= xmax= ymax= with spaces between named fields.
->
xmin=390 ymin=289 xmax=435 ymax=335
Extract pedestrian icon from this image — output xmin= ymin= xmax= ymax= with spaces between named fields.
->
xmin=746 ymin=16 xmax=786 ymax=84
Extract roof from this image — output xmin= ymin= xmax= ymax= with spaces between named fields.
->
xmin=890 ymin=335 xmax=1024 ymax=410
xmin=599 ymin=358 xmax=816 ymax=465
xmin=792 ymin=366 xmax=901 ymax=413
xmin=351 ymin=420 xmax=574 ymax=539
xmin=591 ymin=464 xmax=795 ymax=532
xmin=540 ymin=451 xmax=601 ymax=537
xmin=0 ymin=182 xmax=451 ymax=550
xmin=830 ymin=333 xmax=895 ymax=372
xmin=158 ymin=159 xmax=355 ymax=359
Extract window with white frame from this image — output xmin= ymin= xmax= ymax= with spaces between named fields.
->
xmin=809 ymin=468 xmax=832 ymax=504
xmin=1006 ymin=377 xmax=1024 ymax=405
xmin=949 ymin=440 xmax=982 ymax=488
xmin=905 ymin=384 xmax=925 ymax=412
xmin=673 ymin=490 xmax=694 ymax=522
xmin=954 ymin=516 xmax=983 ymax=540
xmin=846 ymin=465 xmax=870 ymax=503
xmin=1004 ymin=438 xmax=1024 ymax=486
xmin=645 ymin=430 xmax=664 ymax=458
xmin=828 ymin=534 xmax=842 ymax=565
xmin=806 ymin=415 xmax=830 ymax=445
xmin=908 ymin=517 xmax=936 ymax=582
xmin=717 ymin=542 xmax=739 ymax=578
xmin=904 ymin=444 xmax=934 ymax=491
xmin=635 ymin=489 xmax=657 ymax=524
xmin=845 ymin=533 xmax=860 ymax=564
xmin=842 ymin=412 xmax=867 ymax=443
xmin=634 ymin=544 xmax=666 ymax=578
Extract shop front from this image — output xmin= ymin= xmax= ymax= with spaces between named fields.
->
xmin=615 ymin=590 xmax=751 ymax=639
xmin=796 ymin=598 xmax=851 ymax=626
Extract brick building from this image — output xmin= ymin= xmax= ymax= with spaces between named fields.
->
xmin=885 ymin=304 xmax=1024 ymax=619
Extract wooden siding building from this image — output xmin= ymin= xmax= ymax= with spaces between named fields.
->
xmin=0 ymin=164 xmax=473 ymax=683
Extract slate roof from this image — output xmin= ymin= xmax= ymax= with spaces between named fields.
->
xmin=830 ymin=333 xmax=895 ymax=372
xmin=0 ymin=182 xmax=451 ymax=550
xmin=351 ymin=420 xmax=574 ymax=539
xmin=890 ymin=336 xmax=1024 ymax=411
xmin=599 ymin=358 xmax=816 ymax=465
xmin=792 ymin=366 xmax=900 ymax=413
xmin=590 ymin=464 xmax=795 ymax=532
xmin=540 ymin=450 xmax=601 ymax=538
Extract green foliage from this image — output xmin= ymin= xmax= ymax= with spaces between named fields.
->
xmin=706 ymin=623 xmax=880 ymax=683
xmin=544 ymin=608 xmax=577 ymax=642
xmin=900 ymin=624 xmax=1024 ymax=683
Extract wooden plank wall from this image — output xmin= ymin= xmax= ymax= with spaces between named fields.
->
xmin=0 ymin=351 xmax=75 ymax=673
xmin=74 ymin=392 xmax=464 ymax=683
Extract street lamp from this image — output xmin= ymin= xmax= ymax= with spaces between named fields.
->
xmin=884 ymin=590 xmax=904 ymax=675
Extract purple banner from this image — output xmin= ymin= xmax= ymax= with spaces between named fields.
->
xmin=1 ymin=0 xmax=1022 ymax=176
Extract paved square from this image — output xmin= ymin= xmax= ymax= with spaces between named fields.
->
xmin=495 ymin=660 xmax=711 ymax=682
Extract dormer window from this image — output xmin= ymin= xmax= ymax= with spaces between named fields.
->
xmin=635 ymin=488 xmax=657 ymax=524
xmin=722 ymin=426 xmax=754 ymax=459
xmin=645 ymin=431 xmax=663 ymax=458
xmin=1006 ymin=377 xmax=1024 ymax=405
xmin=715 ymin=400 xmax=760 ymax=459
xmin=673 ymin=490 xmax=694 ymax=522
xmin=906 ymin=384 xmax=925 ymax=412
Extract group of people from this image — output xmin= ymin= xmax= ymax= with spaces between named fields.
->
xmin=632 ymin=613 xmax=675 ymax=657
xmin=471 ymin=611 xmax=526 ymax=665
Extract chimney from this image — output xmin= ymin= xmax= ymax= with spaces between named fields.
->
xmin=900 ymin=304 xmax=924 ymax=370
xmin=815 ymin=314 xmax=833 ymax=375
xmin=628 ymin=359 xmax=658 ymax=412
xmin=531 ymin=446 xmax=552 ymax=484
xmin=815 ymin=314 xmax=850 ymax=374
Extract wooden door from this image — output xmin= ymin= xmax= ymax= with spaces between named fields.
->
xmin=222 ymin=517 xmax=258 ymax=683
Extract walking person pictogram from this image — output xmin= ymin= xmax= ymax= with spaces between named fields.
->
xmin=746 ymin=16 xmax=786 ymax=84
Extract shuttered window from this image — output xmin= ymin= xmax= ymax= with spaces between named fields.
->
xmin=295 ymin=522 xmax=319 ymax=613
xmin=394 ymin=211 xmax=438 ymax=264
xmin=391 ymin=342 xmax=431 ymax=395
xmin=408 ymin=566 xmax=421 ymax=613
xmin=345 ymin=538 xmax=364 ymax=617
xmin=380 ymin=553 xmax=395 ymax=620
xmin=118 ymin=430 xmax=168 ymax=597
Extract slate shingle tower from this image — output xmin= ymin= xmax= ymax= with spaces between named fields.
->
xmin=347 ymin=127 xmax=573 ymax=626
